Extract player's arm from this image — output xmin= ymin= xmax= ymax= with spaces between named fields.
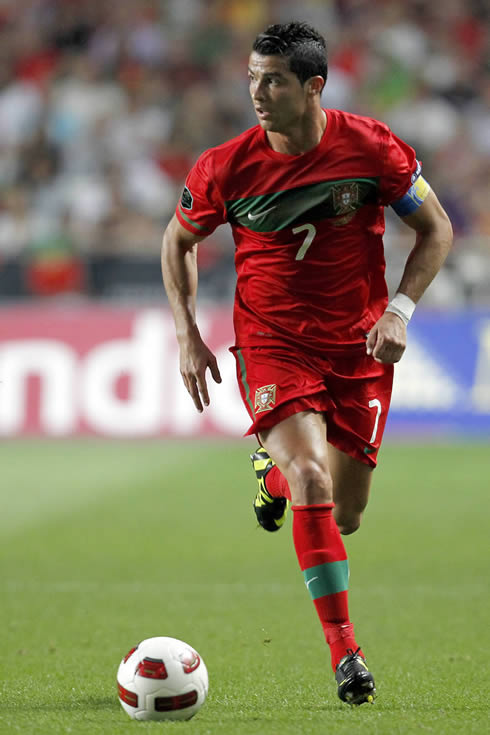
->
xmin=161 ymin=214 xmax=221 ymax=412
xmin=395 ymin=188 xmax=453 ymax=303
xmin=367 ymin=186 xmax=453 ymax=363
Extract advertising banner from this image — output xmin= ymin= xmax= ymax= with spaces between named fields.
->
xmin=0 ymin=305 xmax=489 ymax=438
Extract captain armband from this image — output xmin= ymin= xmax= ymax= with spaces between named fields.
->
xmin=390 ymin=175 xmax=431 ymax=217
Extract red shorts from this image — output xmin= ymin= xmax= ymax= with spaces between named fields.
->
xmin=231 ymin=345 xmax=393 ymax=467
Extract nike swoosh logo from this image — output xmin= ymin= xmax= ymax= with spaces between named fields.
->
xmin=247 ymin=205 xmax=277 ymax=221
xmin=306 ymin=576 xmax=319 ymax=590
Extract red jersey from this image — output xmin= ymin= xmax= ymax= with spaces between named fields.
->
xmin=175 ymin=109 xmax=418 ymax=352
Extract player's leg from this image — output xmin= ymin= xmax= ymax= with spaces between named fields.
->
xmin=315 ymin=357 xmax=392 ymax=702
xmin=252 ymin=434 xmax=374 ymax=535
xmin=234 ymin=346 xmax=375 ymax=703
xmin=253 ymin=443 xmax=373 ymax=510
xmin=252 ymin=424 xmax=375 ymax=535
xmin=324 ymin=353 xmax=393 ymax=534
xmin=259 ymin=411 xmax=375 ymax=704
xmin=259 ymin=409 xmax=331 ymax=505
xmin=259 ymin=411 xmax=345 ymax=668
xmin=328 ymin=444 xmax=374 ymax=535
xmin=236 ymin=344 xmax=327 ymax=530
xmin=259 ymin=410 xmax=374 ymax=703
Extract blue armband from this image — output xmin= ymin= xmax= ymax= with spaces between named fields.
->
xmin=390 ymin=175 xmax=431 ymax=217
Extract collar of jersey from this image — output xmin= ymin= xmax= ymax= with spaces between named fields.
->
xmin=257 ymin=108 xmax=331 ymax=162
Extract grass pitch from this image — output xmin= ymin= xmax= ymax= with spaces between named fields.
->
xmin=0 ymin=439 xmax=488 ymax=734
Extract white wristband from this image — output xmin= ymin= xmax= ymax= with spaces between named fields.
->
xmin=385 ymin=292 xmax=416 ymax=326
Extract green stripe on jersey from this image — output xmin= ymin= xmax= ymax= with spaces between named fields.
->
xmin=303 ymin=559 xmax=349 ymax=600
xmin=225 ymin=177 xmax=378 ymax=232
xmin=178 ymin=206 xmax=210 ymax=232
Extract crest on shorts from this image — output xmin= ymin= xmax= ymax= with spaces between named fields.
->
xmin=180 ymin=186 xmax=193 ymax=210
xmin=255 ymin=384 xmax=277 ymax=413
xmin=332 ymin=182 xmax=359 ymax=215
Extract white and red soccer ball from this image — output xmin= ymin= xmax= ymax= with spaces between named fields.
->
xmin=117 ymin=636 xmax=208 ymax=721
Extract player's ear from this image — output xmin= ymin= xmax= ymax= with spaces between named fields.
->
xmin=306 ymin=75 xmax=325 ymax=97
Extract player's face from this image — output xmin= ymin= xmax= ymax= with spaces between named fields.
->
xmin=248 ymin=52 xmax=310 ymax=133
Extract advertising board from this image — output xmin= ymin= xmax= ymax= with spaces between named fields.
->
xmin=0 ymin=306 xmax=489 ymax=437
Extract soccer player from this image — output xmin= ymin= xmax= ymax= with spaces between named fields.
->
xmin=161 ymin=22 xmax=453 ymax=705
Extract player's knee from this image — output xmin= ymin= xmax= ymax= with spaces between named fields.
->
xmin=285 ymin=457 xmax=333 ymax=505
xmin=334 ymin=509 xmax=362 ymax=535
xmin=337 ymin=517 xmax=361 ymax=535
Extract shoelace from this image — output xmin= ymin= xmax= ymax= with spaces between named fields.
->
xmin=345 ymin=647 xmax=361 ymax=660
xmin=341 ymin=647 xmax=364 ymax=674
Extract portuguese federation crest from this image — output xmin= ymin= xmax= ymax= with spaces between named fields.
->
xmin=332 ymin=182 xmax=359 ymax=215
xmin=255 ymin=384 xmax=277 ymax=414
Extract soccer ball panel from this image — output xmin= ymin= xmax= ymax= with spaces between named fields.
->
xmin=117 ymin=636 xmax=208 ymax=721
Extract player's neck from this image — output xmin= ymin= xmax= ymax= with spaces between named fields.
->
xmin=266 ymin=109 xmax=327 ymax=156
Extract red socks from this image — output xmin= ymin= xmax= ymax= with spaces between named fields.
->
xmin=264 ymin=463 xmax=362 ymax=669
xmin=292 ymin=503 xmax=362 ymax=670
xmin=264 ymin=465 xmax=291 ymax=500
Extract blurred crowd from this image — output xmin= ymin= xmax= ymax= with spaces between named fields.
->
xmin=0 ymin=0 xmax=488 ymax=303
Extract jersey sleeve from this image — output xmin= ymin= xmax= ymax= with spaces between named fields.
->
xmin=378 ymin=128 xmax=419 ymax=206
xmin=175 ymin=150 xmax=226 ymax=237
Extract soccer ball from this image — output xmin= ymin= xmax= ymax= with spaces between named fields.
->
xmin=117 ymin=636 xmax=208 ymax=721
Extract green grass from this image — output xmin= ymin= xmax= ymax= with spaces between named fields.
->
xmin=0 ymin=439 xmax=488 ymax=734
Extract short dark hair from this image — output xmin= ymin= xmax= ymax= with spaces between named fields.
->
xmin=252 ymin=21 xmax=328 ymax=86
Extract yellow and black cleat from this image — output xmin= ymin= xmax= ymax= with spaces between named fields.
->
xmin=335 ymin=648 xmax=376 ymax=706
xmin=250 ymin=447 xmax=289 ymax=532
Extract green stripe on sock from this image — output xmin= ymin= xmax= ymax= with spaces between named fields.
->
xmin=302 ymin=560 xmax=349 ymax=600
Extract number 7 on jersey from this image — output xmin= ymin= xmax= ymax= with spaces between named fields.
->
xmin=293 ymin=223 xmax=317 ymax=261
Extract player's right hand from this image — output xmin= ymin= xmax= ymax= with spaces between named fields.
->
xmin=179 ymin=333 xmax=222 ymax=412
xmin=366 ymin=311 xmax=406 ymax=364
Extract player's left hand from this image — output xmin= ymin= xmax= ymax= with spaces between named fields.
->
xmin=366 ymin=312 xmax=406 ymax=364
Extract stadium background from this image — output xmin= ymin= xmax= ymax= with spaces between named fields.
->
xmin=0 ymin=0 xmax=489 ymax=438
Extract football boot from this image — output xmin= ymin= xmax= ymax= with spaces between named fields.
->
xmin=335 ymin=647 xmax=376 ymax=705
xmin=250 ymin=447 xmax=289 ymax=532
